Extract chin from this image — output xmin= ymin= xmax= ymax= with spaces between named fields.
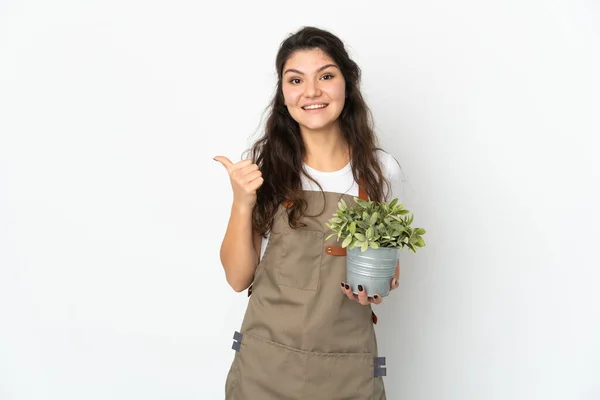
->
xmin=294 ymin=112 xmax=343 ymax=132
xmin=298 ymin=120 xmax=335 ymax=132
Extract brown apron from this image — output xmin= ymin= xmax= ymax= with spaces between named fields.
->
xmin=225 ymin=187 xmax=387 ymax=400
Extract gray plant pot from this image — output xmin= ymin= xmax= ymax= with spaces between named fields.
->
xmin=346 ymin=247 xmax=399 ymax=298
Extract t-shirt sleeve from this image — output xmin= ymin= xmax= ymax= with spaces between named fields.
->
xmin=383 ymin=152 xmax=404 ymax=203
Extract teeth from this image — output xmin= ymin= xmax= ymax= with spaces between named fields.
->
xmin=303 ymin=104 xmax=327 ymax=110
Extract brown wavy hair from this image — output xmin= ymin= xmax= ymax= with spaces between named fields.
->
xmin=247 ymin=26 xmax=390 ymax=236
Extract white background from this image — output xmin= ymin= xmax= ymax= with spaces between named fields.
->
xmin=1 ymin=0 xmax=599 ymax=399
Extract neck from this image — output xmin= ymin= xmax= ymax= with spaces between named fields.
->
xmin=301 ymin=124 xmax=350 ymax=172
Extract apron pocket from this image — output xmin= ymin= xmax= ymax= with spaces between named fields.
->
xmin=277 ymin=227 xmax=324 ymax=291
xmin=304 ymin=351 xmax=375 ymax=400
xmin=231 ymin=331 xmax=381 ymax=400
xmin=234 ymin=332 xmax=306 ymax=400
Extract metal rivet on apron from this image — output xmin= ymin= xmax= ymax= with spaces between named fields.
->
xmin=232 ymin=331 xmax=243 ymax=352
xmin=374 ymin=357 xmax=387 ymax=377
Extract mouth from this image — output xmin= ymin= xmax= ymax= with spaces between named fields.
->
xmin=302 ymin=103 xmax=329 ymax=111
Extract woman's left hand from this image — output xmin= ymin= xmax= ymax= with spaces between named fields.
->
xmin=340 ymin=261 xmax=400 ymax=305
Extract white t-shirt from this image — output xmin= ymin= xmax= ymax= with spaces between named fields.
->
xmin=259 ymin=150 xmax=404 ymax=260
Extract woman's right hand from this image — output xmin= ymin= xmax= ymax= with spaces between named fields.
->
xmin=214 ymin=156 xmax=264 ymax=211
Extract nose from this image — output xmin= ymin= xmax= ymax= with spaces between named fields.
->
xmin=304 ymin=78 xmax=321 ymax=98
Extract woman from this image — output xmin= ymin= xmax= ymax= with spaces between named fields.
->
xmin=215 ymin=26 xmax=403 ymax=400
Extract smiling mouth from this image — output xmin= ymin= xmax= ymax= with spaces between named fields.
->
xmin=302 ymin=104 xmax=328 ymax=110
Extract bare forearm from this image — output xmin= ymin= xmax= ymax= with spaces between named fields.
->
xmin=220 ymin=204 xmax=258 ymax=292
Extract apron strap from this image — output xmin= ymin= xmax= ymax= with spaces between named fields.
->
xmin=325 ymin=245 xmax=347 ymax=256
xmin=358 ymin=178 xmax=368 ymax=202
xmin=325 ymin=178 xmax=368 ymax=257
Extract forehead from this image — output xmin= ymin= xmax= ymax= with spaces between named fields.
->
xmin=283 ymin=48 xmax=337 ymax=72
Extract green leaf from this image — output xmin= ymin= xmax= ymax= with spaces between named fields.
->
xmin=355 ymin=198 xmax=369 ymax=208
xmin=361 ymin=241 xmax=369 ymax=252
xmin=354 ymin=233 xmax=366 ymax=241
xmin=369 ymin=212 xmax=379 ymax=225
xmin=358 ymin=221 xmax=370 ymax=230
xmin=391 ymin=215 xmax=403 ymax=223
xmin=366 ymin=226 xmax=374 ymax=240
xmin=349 ymin=222 xmax=356 ymax=234
xmin=342 ymin=234 xmax=353 ymax=248
xmin=369 ymin=241 xmax=380 ymax=249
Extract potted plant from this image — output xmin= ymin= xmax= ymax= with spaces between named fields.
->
xmin=325 ymin=197 xmax=426 ymax=297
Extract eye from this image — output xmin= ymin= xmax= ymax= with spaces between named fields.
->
xmin=322 ymin=73 xmax=334 ymax=80
xmin=289 ymin=78 xmax=301 ymax=84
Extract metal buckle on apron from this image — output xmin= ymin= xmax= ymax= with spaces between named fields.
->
xmin=231 ymin=331 xmax=243 ymax=352
xmin=374 ymin=356 xmax=387 ymax=377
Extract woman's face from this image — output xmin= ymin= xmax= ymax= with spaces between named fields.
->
xmin=281 ymin=48 xmax=346 ymax=133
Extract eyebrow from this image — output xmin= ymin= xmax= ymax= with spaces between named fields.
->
xmin=283 ymin=64 xmax=340 ymax=76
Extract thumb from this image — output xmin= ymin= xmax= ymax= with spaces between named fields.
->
xmin=213 ymin=156 xmax=234 ymax=170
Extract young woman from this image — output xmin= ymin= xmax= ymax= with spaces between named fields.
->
xmin=215 ymin=26 xmax=403 ymax=400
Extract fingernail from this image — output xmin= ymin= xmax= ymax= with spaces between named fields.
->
xmin=374 ymin=295 xmax=379 ymax=299
xmin=341 ymin=282 xmax=345 ymax=287
xmin=358 ymin=285 xmax=363 ymax=292
xmin=345 ymin=284 xmax=350 ymax=290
